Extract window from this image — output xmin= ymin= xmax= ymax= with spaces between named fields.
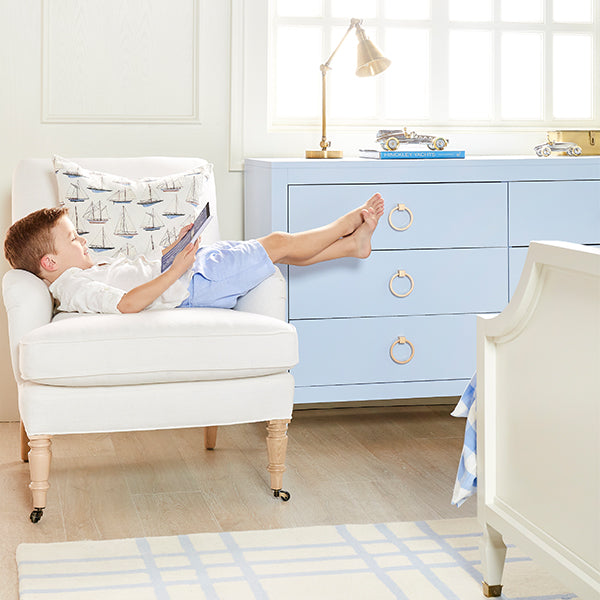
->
xmin=230 ymin=0 xmax=599 ymax=168
xmin=271 ymin=0 xmax=598 ymax=128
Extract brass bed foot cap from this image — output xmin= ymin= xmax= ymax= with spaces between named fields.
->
xmin=482 ymin=582 xmax=503 ymax=597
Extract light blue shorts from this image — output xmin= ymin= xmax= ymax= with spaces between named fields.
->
xmin=178 ymin=240 xmax=276 ymax=309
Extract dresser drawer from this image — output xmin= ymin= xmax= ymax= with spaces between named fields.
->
xmin=292 ymin=314 xmax=476 ymax=387
xmin=509 ymin=181 xmax=600 ymax=246
xmin=288 ymin=183 xmax=507 ymax=249
xmin=289 ymin=247 xmax=508 ymax=319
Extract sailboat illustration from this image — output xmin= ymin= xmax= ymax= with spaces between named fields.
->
xmin=63 ymin=169 xmax=82 ymax=179
xmin=114 ymin=207 xmax=138 ymax=238
xmin=137 ymin=185 xmax=162 ymax=207
xmin=160 ymin=228 xmax=178 ymax=248
xmin=66 ymin=182 xmax=88 ymax=202
xmin=88 ymin=226 xmax=115 ymax=252
xmin=146 ymin=235 xmax=157 ymax=254
xmin=73 ymin=207 xmax=89 ymax=235
xmin=113 ymin=242 xmax=137 ymax=259
xmin=185 ymin=178 xmax=200 ymax=206
xmin=108 ymin=188 xmax=135 ymax=204
xmin=142 ymin=208 xmax=165 ymax=231
xmin=162 ymin=195 xmax=185 ymax=219
xmin=83 ymin=201 xmax=109 ymax=224
xmin=160 ymin=178 xmax=182 ymax=192
xmin=87 ymin=176 xmax=112 ymax=193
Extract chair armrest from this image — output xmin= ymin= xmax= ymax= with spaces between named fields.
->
xmin=234 ymin=267 xmax=286 ymax=321
xmin=2 ymin=269 xmax=54 ymax=381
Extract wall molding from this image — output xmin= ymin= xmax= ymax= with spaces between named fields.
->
xmin=42 ymin=0 xmax=203 ymax=124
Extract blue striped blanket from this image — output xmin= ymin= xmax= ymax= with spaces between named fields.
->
xmin=451 ymin=374 xmax=477 ymax=507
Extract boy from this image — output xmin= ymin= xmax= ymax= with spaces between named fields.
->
xmin=4 ymin=194 xmax=384 ymax=315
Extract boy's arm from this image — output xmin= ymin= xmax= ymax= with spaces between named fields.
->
xmin=118 ymin=239 xmax=199 ymax=313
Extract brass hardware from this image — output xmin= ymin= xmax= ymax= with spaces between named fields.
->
xmin=390 ymin=336 xmax=415 ymax=364
xmin=388 ymin=204 xmax=414 ymax=231
xmin=482 ymin=582 xmax=503 ymax=597
xmin=389 ymin=270 xmax=415 ymax=297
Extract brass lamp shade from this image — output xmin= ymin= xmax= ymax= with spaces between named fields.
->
xmin=356 ymin=39 xmax=392 ymax=77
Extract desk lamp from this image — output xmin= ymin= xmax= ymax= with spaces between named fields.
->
xmin=306 ymin=18 xmax=391 ymax=159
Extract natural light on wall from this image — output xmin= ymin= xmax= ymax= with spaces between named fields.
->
xmin=270 ymin=0 xmax=599 ymax=129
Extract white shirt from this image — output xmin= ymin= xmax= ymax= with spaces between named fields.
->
xmin=49 ymin=255 xmax=193 ymax=314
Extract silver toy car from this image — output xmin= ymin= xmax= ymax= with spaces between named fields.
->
xmin=534 ymin=140 xmax=582 ymax=157
xmin=376 ymin=128 xmax=448 ymax=151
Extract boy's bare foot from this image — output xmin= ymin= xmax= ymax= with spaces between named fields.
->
xmin=350 ymin=206 xmax=381 ymax=258
xmin=340 ymin=193 xmax=385 ymax=235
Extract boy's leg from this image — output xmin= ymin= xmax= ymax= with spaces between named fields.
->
xmin=286 ymin=208 xmax=380 ymax=266
xmin=259 ymin=194 xmax=384 ymax=265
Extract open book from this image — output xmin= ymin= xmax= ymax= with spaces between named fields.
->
xmin=161 ymin=203 xmax=212 ymax=272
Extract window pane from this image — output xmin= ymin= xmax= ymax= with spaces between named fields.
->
xmin=449 ymin=31 xmax=492 ymax=119
xmin=553 ymin=34 xmax=592 ymax=118
xmin=501 ymin=0 xmax=543 ymax=22
xmin=449 ymin=0 xmax=492 ymax=22
xmin=331 ymin=0 xmax=376 ymax=19
xmin=328 ymin=25 xmax=377 ymax=119
xmin=276 ymin=0 xmax=322 ymax=17
xmin=384 ymin=0 xmax=430 ymax=20
xmin=553 ymin=0 xmax=593 ymax=23
xmin=384 ymin=29 xmax=429 ymax=119
xmin=274 ymin=27 xmax=322 ymax=119
xmin=501 ymin=33 xmax=543 ymax=119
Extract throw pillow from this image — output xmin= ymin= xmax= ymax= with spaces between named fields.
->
xmin=53 ymin=156 xmax=214 ymax=260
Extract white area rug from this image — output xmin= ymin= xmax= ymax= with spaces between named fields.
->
xmin=17 ymin=518 xmax=576 ymax=599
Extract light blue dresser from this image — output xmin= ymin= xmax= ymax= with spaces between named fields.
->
xmin=244 ymin=157 xmax=600 ymax=405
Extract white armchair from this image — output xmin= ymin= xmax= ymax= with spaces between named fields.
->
xmin=2 ymin=157 xmax=298 ymax=523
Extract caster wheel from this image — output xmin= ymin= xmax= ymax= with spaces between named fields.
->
xmin=273 ymin=489 xmax=291 ymax=502
xmin=30 ymin=508 xmax=44 ymax=523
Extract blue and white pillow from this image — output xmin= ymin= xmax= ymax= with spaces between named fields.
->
xmin=53 ymin=156 xmax=214 ymax=261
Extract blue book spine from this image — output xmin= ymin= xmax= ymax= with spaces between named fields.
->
xmin=360 ymin=149 xmax=465 ymax=159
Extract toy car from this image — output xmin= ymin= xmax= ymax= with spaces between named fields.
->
xmin=534 ymin=140 xmax=582 ymax=157
xmin=376 ymin=128 xmax=449 ymax=151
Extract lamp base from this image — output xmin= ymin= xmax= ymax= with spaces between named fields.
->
xmin=305 ymin=149 xmax=343 ymax=159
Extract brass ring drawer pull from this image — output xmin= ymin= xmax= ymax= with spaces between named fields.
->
xmin=390 ymin=336 xmax=415 ymax=364
xmin=389 ymin=270 xmax=414 ymax=298
xmin=388 ymin=204 xmax=414 ymax=231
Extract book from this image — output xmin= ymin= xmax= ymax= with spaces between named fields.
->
xmin=359 ymin=148 xmax=466 ymax=159
xmin=161 ymin=202 xmax=212 ymax=272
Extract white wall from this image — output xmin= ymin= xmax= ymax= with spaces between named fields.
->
xmin=0 ymin=0 xmax=243 ymax=419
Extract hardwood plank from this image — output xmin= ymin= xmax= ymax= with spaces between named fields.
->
xmin=0 ymin=404 xmax=475 ymax=599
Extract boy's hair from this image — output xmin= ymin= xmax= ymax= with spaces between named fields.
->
xmin=4 ymin=207 xmax=69 ymax=276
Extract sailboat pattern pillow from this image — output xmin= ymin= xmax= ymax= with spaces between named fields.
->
xmin=53 ymin=156 xmax=213 ymax=261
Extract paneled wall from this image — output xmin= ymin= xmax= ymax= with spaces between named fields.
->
xmin=0 ymin=0 xmax=242 ymax=419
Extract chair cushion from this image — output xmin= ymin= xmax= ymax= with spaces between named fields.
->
xmin=19 ymin=308 xmax=298 ymax=386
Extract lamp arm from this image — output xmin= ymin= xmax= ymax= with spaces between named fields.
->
xmin=322 ymin=18 xmax=361 ymax=69
xmin=317 ymin=19 xmax=361 ymax=151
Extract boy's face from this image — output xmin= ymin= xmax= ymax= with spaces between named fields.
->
xmin=46 ymin=216 xmax=94 ymax=275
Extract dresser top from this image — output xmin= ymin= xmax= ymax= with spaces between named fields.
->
xmin=244 ymin=155 xmax=600 ymax=183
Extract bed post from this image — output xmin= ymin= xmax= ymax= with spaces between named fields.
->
xmin=481 ymin=523 xmax=507 ymax=597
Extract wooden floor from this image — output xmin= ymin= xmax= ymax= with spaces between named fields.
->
xmin=0 ymin=404 xmax=474 ymax=597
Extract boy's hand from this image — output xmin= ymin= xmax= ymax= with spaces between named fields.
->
xmin=176 ymin=223 xmax=193 ymax=242
xmin=162 ymin=223 xmax=194 ymax=256
xmin=170 ymin=239 xmax=200 ymax=276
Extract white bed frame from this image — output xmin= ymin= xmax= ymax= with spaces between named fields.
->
xmin=478 ymin=241 xmax=600 ymax=599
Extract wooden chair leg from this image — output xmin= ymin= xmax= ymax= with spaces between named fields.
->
xmin=266 ymin=419 xmax=291 ymax=501
xmin=20 ymin=421 xmax=30 ymax=463
xmin=28 ymin=436 xmax=52 ymax=523
xmin=204 ymin=426 xmax=218 ymax=450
